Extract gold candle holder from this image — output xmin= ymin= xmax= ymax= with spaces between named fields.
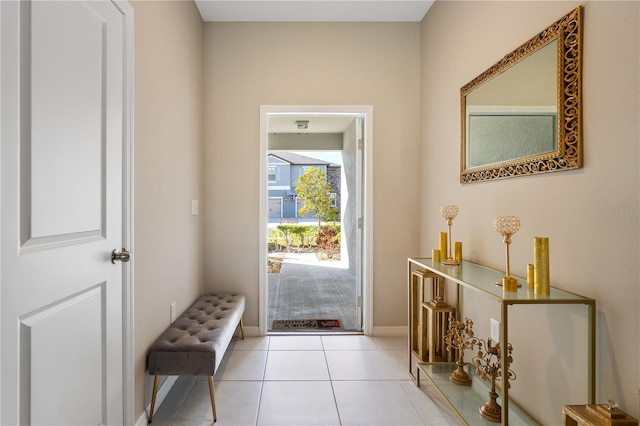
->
xmin=444 ymin=317 xmax=481 ymax=386
xmin=534 ymin=237 xmax=550 ymax=295
xmin=473 ymin=338 xmax=516 ymax=423
xmin=492 ymin=216 xmax=521 ymax=289
xmin=454 ymin=242 xmax=462 ymax=263
xmin=502 ymin=277 xmax=518 ymax=292
xmin=527 ymin=264 xmax=534 ymax=289
xmin=439 ymin=232 xmax=448 ymax=263
xmin=432 ymin=249 xmax=441 ymax=263
xmin=440 ymin=205 xmax=460 ymax=265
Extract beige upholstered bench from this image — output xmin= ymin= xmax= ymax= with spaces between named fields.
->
xmin=147 ymin=293 xmax=245 ymax=422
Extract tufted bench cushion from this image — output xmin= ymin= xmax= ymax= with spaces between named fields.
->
xmin=147 ymin=293 xmax=245 ymax=422
xmin=148 ymin=293 xmax=245 ymax=376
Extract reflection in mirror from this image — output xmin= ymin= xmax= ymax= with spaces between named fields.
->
xmin=466 ymin=41 xmax=557 ymax=168
xmin=460 ymin=7 xmax=583 ymax=183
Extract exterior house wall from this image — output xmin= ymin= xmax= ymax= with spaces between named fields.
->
xmin=291 ymin=164 xmax=328 ymax=185
xmin=327 ymin=165 xmax=341 ymax=209
xmin=283 ymin=195 xmax=297 ymax=218
xmin=342 ymin=119 xmax=358 ymax=273
xmin=268 ymin=155 xmax=332 ymax=220
xmin=267 ymin=156 xmax=290 ymax=188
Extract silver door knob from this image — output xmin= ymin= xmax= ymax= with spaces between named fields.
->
xmin=111 ymin=248 xmax=131 ymax=264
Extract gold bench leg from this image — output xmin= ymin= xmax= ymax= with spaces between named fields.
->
xmin=149 ymin=375 xmax=160 ymax=423
xmin=239 ymin=317 xmax=245 ymax=339
xmin=208 ymin=376 xmax=217 ymax=422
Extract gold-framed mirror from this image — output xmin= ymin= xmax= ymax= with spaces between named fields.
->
xmin=460 ymin=6 xmax=583 ymax=183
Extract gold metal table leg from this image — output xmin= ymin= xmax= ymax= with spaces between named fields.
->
xmin=239 ymin=317 xmax=245 ymax=340
xmin=208 ymin=376 xmax=217 ymax=422
xmin=149 ymin=375 xmax=160 ymax=423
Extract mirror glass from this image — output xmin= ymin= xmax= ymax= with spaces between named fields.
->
xmin=460 ymin=7 xmax=582 ymax=183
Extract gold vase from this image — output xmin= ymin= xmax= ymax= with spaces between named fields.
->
xmin=534 ymin=237 xmax=550 ymax=295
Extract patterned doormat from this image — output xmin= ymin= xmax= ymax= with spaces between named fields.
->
xmin=272 ymin=319 xmax=343 ymax=330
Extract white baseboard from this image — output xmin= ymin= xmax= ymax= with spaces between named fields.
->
xmin=243 ymin=325 xmax=260 ymax=337
xmin=134 ymin=375 xmax=178 ymax=426
xmin=372 ymin=326 xmax=408 ymax=337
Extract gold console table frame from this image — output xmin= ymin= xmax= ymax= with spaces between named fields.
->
xmin=408 ymin=258 xmax=596 ymax=426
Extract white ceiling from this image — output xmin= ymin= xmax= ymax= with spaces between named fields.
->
xmin=195 ymin=0 xmax=434 ymax=22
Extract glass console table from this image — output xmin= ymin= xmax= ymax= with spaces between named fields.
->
xmin=407 ymin=258 xmax=596 ymax=426
xmin=416 ymin=363 xmax=537 ymax=425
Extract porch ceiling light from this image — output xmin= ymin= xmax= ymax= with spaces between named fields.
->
xmin=295 ymin=120 xmax=309 ymax=130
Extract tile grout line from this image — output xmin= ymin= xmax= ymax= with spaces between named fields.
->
xmin=254 ymin=336 xmax=271 ymax=426
xmin=169 ymin=376 xmax=197 ymax=426
xmin=322 ymin=336 xmax=344 ymax=426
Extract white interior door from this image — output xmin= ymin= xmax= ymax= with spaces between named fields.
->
xmin=1 ymin=1 xmax=132 ymax=424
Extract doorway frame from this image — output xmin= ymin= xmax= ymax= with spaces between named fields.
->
xmin=118 ymin=0 xmax=135 ymax=423
xmin=259 ymin=105 xmax=374 ymax=336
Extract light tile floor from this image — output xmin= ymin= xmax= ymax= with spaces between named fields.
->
xmin=149 ymin=335 xmax=461 ymax=426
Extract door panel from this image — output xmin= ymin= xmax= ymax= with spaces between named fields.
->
xmin=1 ymin=1 xmax=129 ymax=424
xmin=22 ymin=286 xmax=104 ymax=425
xmin=29 ymin=1 xmax=105 ymax=240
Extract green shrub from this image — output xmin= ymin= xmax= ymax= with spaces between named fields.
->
xmin=270 ymin=223 xmax=340 ymax=254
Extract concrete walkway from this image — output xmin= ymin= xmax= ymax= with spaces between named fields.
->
xmin=267 ymin=253 xmax=359 ymax=331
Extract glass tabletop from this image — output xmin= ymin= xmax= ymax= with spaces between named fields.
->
xmin=417 ymin=362 xmax=539 ymax=425
xmin=409 ymin=258 xmax=594 ymax=304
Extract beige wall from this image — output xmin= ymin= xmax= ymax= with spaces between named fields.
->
xmin=128 ymin=0 xmax=639 ymax=421
xmin=203 ymin=23 xmax=422 ymax=328
xmin=132 ymin=0 xmax=204 ymax=418
xmin=421 ymin=1 xmax=639 ymax=422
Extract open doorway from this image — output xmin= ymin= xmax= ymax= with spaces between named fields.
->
xmin=259 ymin=106 xmax=373 ymax=335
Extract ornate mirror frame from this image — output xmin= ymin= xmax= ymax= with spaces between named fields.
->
xmin=460 ymin=6 xmax=583 ymax=183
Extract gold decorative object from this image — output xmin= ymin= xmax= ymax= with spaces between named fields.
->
xmin=454 ymin=242 xmax=462 ymax=263
xmin=492 ymin=216 xmax=521 ymax=291
xmin=440 ymin=205 xmax=460 ymax=265
xmin=432 ymin=249 xmax=441 ymax=263
xmin=444 ymin=317 xmax=481 ymax=386
xmin=439 ymin=232 xmax=447 ymax=263
xmin=527 ymin=264 xmax=534 ymax=289
xmin=460 ymin=6 xmax=583 ymax=183
xmin=564 ymin=403 xmax=639 ymax=426
xmin=473 ymin=338 xmax=516 ymax=423
xmin=534 ymin=237 xmax=550 ymax=295
xmin=410 ymin=270 xmax=453 ymax=363
xmin=426 ymin=302 xmax=456 ymax=362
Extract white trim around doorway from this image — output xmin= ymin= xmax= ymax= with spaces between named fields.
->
xmin=259 ymin=105 xmax=374 ymax=336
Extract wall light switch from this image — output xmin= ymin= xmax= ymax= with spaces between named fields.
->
xmin=191 ymin=199 xmax=199 ymax=216
xmin=490 ymin=317 xmax=500 ymax=343
xmin=170 ymin=302 xmax=177 ymax=323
